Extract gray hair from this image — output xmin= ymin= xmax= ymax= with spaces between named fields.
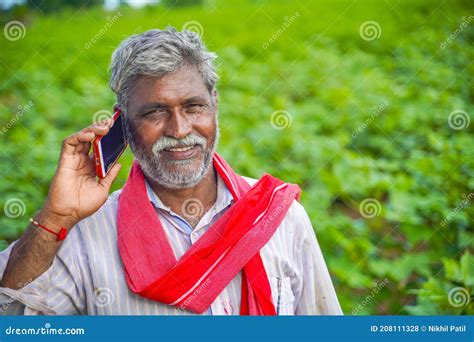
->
xmin=109 ymin=27 xmax=219 ymax=112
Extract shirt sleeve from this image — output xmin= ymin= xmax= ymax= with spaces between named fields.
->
xmin=0 ymin=227 xmax=86 ymax=315
xmin=292 ymin=202 xmax=343 ymax=315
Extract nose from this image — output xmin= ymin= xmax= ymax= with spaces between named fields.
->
xmin=164 ymin=110 xmax=192 ymax=139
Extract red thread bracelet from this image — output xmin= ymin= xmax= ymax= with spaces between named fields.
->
xmin=29 ymin=218 xmax=68 ymax=241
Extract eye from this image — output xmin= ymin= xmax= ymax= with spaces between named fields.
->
xmin=143 ymin=108 xmax=166 ymax=117
xmin=185 ymin=103 xmax=206 ymax=114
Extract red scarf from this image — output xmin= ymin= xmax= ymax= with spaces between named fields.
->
xmin=117 ymin=153 xmax=301 ymax=315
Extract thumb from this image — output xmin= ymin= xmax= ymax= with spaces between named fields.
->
xmin=99 ymin=163 xmax=122 ymax=190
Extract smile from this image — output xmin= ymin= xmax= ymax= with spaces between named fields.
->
xmin=164 ymin=145 xmax=195 ymax=152
xmin=161 ymin=144 xmax=200 ymax=160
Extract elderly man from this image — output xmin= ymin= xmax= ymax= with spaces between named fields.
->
xmin=0 ymin=28 xmax=341 ymax=315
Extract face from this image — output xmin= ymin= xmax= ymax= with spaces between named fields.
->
xmin=123 ymin=66 xmax=219 ymax=190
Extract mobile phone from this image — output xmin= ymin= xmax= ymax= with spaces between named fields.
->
xmin=92 ymin=109 xmax=127 ymax=179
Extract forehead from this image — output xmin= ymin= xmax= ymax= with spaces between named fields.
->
xmin=128 ymin=66 xmax=209 ymax=108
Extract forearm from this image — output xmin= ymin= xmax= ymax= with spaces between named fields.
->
xmin=0 ymin=209 xmax=73 ymax=290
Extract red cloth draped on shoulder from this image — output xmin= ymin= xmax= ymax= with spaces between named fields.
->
xmin=117 ymin=152 xmax=301 ymax=315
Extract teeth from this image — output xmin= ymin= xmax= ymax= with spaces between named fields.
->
xmin=166 ymin=145 xmax=194 ymax=152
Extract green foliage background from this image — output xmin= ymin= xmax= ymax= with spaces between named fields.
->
xmin=0 ymin=0 xmax=473 ymax=315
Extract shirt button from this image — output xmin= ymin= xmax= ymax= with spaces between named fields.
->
xmin=191 ymin=232 xmax=198 ymax=240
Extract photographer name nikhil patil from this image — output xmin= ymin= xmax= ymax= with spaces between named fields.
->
xmin=428 ymin=325 xmax=466 ymax=332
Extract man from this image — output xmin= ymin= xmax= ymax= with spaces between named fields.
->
xmin=0 ymin=28 xmax=342 ymax=315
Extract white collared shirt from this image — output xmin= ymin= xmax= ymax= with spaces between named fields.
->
xmin=0 ymin=172 xmax=342 ymax=315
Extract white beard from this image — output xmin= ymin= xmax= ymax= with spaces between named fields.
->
xmin=125 ymin=118 xmax=219 ymax=190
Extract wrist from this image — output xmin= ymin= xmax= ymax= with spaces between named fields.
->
xmin=36 ymin=208 xmax=77 ymax=232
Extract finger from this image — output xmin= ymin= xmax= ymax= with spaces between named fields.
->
xmin=62 ymin=131 xmax=95 ymax=155
xmin=95 ymin=117 xmax=114 ymax=127
xmin=82 ymin=123 xmax=111 ymax=136
xmin=77 ymin=131 xmax=96 ymax=143
xmin=62 ymin=120 xmax=113 ymax=156
xmin=76 ymin=132 xmax=93 ymax=155
xmin=106 ymin=118 xmax=114 ymax=128
xmin=98 ymin=163 xmax=122 ymax=190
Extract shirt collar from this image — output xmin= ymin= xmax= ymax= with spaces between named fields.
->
xmin=145 ymin=170 xmax=234 ymax=215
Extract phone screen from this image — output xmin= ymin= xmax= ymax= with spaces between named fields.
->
xmin=99 ymin=113 xmax=127 ymax=176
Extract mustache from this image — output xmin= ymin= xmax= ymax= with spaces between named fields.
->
xmin=151 ymin=134 xmax=208 ymax=154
